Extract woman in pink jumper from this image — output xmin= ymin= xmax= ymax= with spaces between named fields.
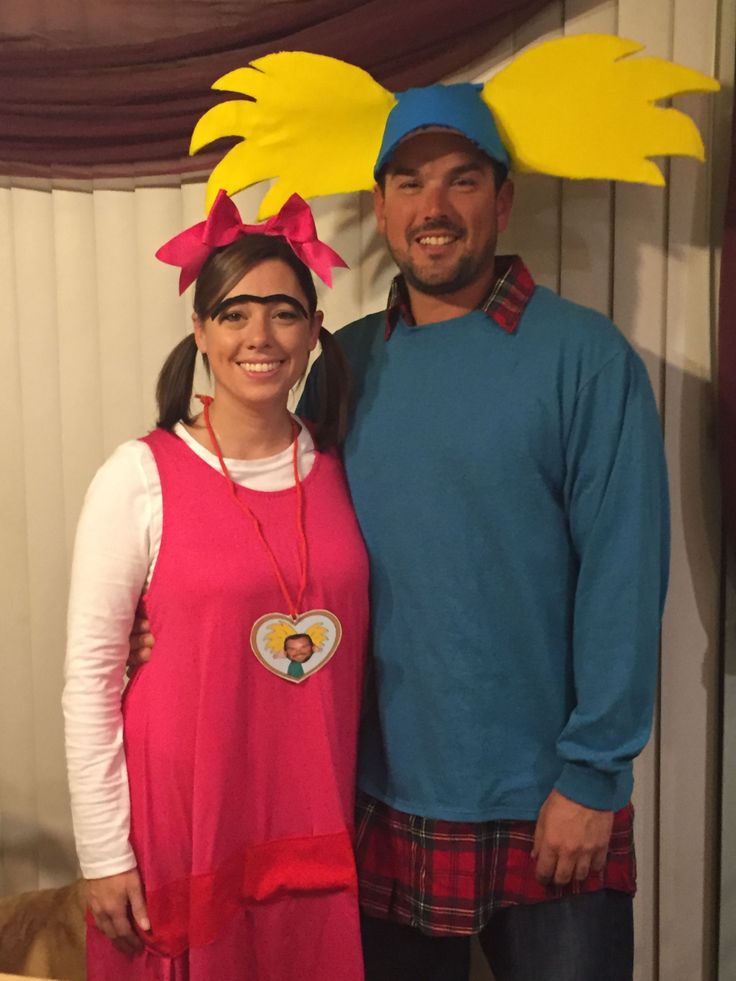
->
xmin=63 ymin=194 xmax=368 ymax=980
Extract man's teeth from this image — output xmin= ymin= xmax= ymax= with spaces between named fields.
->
xmin=419 ymin=235 xmax=455 ymax=245
xmin=240 ymin=361 xmax=281 ymax=372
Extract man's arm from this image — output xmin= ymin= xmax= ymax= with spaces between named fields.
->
xmin=534 ymin=347 xmax=669 ymax=884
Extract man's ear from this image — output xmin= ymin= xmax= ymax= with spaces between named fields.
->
xmin=192 ymin=312 xmax=207 ymax=355
xmin=495 ymin=179 xmax=514 ymax=234
xmin=373 ymin=184 xmax=387 ymax=236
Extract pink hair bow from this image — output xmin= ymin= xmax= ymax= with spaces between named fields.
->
xmin=156 ymin=189 xmax=348 ymax=293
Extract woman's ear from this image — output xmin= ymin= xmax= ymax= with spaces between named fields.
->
xmin=192 ymin=312 xmax=207 ymax=355
xmin=309 ymin=311 xmax=324 ymax=351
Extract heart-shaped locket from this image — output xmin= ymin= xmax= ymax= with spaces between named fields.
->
xmin=250 ymin=609 xmax=342 ymax=684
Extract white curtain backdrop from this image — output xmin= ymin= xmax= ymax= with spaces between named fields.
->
xmin=0 ymin=1 xmax=733 ymax=979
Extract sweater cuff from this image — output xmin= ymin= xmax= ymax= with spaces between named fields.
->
xmin=554 ymin=762 xmax=633 ymax=812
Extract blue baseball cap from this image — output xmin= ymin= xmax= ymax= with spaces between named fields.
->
xmin=374 ymin=82 xmax=511 ymax=178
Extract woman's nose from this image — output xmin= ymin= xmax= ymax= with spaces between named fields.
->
xmin=243 ymin=309 xmax=273 ymax=347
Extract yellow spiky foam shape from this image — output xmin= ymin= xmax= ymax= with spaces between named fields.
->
xmin=190 ymin=38 xmax=719 ymax=218
xmin=191 ymin=51 xmax=396 ymax=218
xmin=483 ymin=34 xmax=719 ymax=185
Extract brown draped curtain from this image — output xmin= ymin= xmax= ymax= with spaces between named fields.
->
xmin=0 ymin=0 xmax=553 ymax=178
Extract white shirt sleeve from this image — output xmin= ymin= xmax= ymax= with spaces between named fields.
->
xmin=63 ymin=439 xmax=157 ymax=879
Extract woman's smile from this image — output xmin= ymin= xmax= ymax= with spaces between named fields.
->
xmin=236 ymin=359 xmax=286 ymax=375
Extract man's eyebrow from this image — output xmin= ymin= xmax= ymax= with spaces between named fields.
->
xmin=386 ymin=166 xmax=419 ymax=179
xmin=387 ymin=161 xmax=487 ymax=180
xmin=447 ymin=162 xmax=486 ymax=177
xmin=210 ymin=293 xmax=308 ymax=319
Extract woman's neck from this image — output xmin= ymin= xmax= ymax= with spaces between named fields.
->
xmin=187 ymin=396 xmax=296 ymax=460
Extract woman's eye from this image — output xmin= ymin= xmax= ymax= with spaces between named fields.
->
xmin=220 ymin=310 xmax=243 ymax=323
xmin=274 ymin=309 xmax=300 ymax=322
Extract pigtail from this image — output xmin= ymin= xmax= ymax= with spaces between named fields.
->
xmin=155 ymin=334 xmax=199 ymax=431
xmin=311 ymin=327 xmax=352 ymax=451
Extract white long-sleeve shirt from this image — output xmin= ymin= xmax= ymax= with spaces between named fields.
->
xmin=63 ymin=422 xmax=315 ymax=879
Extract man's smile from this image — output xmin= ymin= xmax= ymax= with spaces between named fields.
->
xmin=416 ymin=233 xmax=459 ymax=246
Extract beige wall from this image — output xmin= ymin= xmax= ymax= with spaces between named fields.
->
xmin=0 ymin=1 xmax=733 ymax=978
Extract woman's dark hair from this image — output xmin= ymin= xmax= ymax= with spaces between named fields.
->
xmin=155 ymin=234 xmax=351 ymax=449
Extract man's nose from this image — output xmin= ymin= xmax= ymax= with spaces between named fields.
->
xmin=419 ymin=183 xmax=450 ymax=220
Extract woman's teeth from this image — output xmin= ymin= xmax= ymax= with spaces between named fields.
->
xmin=240 ymin=361 xmax=281 ymax=372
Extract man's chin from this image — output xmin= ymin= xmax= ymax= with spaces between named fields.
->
xmin=403 ymin=267 xmax=473 ymax=296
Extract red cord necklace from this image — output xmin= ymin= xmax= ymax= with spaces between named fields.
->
xmin=196 ymin=395 xmax=342 ymax=685
xmin=200 ymin=395 xmax=307 ymax=620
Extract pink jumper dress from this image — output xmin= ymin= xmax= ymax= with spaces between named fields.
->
xmin=87 ymin=428 xmax=369 ymax=980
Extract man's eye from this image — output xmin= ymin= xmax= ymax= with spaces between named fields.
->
xmin=453 ymin=177 xmax=478 ymax=188
xmin=398 ymin=180 xmax=420 ymax=191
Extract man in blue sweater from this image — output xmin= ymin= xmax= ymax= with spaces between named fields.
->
xmin=301 ymin=84 xmax=669 ymax=981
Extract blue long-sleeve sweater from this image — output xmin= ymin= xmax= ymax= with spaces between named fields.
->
xmin=303 ymin=282 xmax=669 ymax=821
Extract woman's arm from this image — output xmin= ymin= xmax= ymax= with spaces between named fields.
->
xmin=63 ymin=439 xmax=160 ymax=947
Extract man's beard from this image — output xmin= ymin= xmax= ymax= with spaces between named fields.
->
xmin=389 ymin=226 xmax=497 ymax=296
xmin=399 ymin=251 xmax=487 ymax=295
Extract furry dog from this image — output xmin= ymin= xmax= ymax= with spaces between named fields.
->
xmin=0 ymin=879 xmax=85 ymax=980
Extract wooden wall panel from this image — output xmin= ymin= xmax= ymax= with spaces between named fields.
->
xmin=659 ymin=1 xmax=722 ymax=976
xmin=718 ymin=2 xmax=736 ymax=974
xmin=614 ymin=2 xmax=673 ymax=975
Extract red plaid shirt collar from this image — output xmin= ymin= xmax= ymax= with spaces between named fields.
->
xmin=384 ymin=254 xmax=535 ymax=340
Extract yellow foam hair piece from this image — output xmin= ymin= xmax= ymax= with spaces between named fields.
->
xmin=307 ymin=622 xmax=328 ymax=651
xmin=265 ymin=620 xmax=299 ymax=656
xmin=191 ymin=52 xmax=396 ymax=217
xmin=483 ymin=34 xmax=720 ymax=185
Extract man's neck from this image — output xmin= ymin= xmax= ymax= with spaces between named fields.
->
xmin=406 ymin=265 xmax=498 ymax=326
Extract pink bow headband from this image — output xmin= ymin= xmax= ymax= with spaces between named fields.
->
xmin=155 ymin=190 xmax=348 ymax=294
